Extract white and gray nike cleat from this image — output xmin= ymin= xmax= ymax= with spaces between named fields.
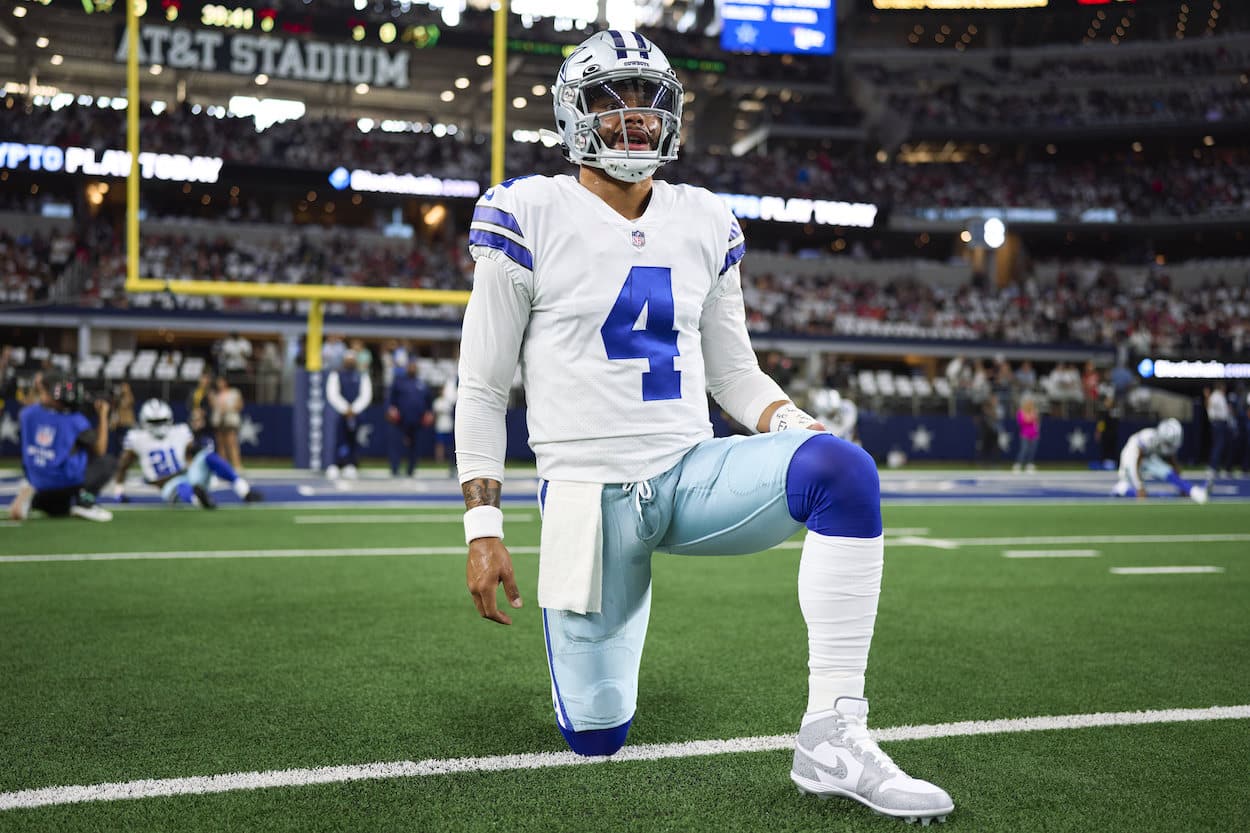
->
xmin=791 ymin=696 xmax=953 ymax=823
xmin=69 ymin=503 xmax=113 ymax=522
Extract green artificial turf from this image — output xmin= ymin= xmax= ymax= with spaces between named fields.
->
xmin=1 ymin=502 xmax=1247 ymax=831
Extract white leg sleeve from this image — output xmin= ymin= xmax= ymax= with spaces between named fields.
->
xmin=798 ymin=532 xmax=884 ymax=714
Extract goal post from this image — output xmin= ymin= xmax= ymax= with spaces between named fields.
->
xmin=120 ymin=0 xmax=516 ymax=467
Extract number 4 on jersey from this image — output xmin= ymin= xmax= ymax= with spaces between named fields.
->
xmin=600 ymin=266 xmax=681 ymax=401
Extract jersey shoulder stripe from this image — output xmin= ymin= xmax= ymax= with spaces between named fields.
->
xmin=721 ymin=240 xmax=746 ymax=276
xmin=468 ymin=229 xmax=534 ymax=271
xmin=472 ymin=205 xmax=524 ymax=238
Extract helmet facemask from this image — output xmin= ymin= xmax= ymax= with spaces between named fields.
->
xmin=141 ymin=399 xmax=174 ymax=439
xmin=554 ymin=33 xmax=684 ymax=183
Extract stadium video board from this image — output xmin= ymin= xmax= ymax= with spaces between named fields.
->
xmin=721 ymin=0 xmax=836 ymax=55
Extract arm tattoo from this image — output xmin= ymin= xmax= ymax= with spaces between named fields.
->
xmin=462 ymin=478 xmax=502 ymax=510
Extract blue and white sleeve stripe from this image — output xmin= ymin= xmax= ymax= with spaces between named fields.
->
xmin=721 ymin=219 xmax=746 ymax=276
xmin=469 ymin=204 xmax=534 ymax=272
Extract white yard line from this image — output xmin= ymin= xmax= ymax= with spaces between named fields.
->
xmin=1110 ymin=566 xmax=1226 ymax=575
xmin=934 ymin=533 xmax=1250 ymax=547
xmin=0 ymin=547 xmax=538 ymax=563
xmin=4 ymin=532 xmax=1250 ymax=563
xmin=1003 ymin=550 xmax=1101 ymax=559
xmin=1 ymin=704 xmax=1246 ymax=812
xmin=293 ymin=514 xmax=534 ymax=525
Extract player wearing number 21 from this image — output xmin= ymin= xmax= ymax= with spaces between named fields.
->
xmin=454 ymin=30 xmax=952 ymax=824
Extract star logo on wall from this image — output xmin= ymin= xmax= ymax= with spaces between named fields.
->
xmin=909 ymin=426 xmax=933 ymax=452
xmin=997 ymin=430 xmax=1013 ymax=452
xmin=735 ymin=23 xmax=758 ymax=45
xmin=1067 ymin=428 xmax=1088 ymax=454
xmin=238 ymin=415 xmax=264 ymax=447
xmin=0 ymin=414 xmax=18 ymax=446
xmin=355 ymin=423 xmax=374 ymax=449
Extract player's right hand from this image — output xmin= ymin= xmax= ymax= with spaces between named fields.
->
xmin=466 ymin=538 xmax=522 ymax=625
xmin=112 ymin=483 xmax=129 ymax=503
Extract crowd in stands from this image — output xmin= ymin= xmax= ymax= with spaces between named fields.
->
xmin=4 ymin=222 xmax=1248 ymax=357
xmin=7 ymin=95 xmax=1250 ymax=221
xmin=891 ymin=85 xmax=1250 ymax=131
xmin=744 ymin=264 xmax=1250 ymax=357
xmin=856 ymin=39 xmax=1250 ymax=88
xmin=0 ymin=228 xmax=81 ymax=304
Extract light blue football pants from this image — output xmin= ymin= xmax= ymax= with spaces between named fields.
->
xmin=542 ymin=430 xmax=815 ymax=733
xmin=159 ymin=449 xmax=212 ymax=502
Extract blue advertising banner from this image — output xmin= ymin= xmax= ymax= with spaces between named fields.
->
xmin=0 ymin=394 xmax=1203 ymax=470
xmin=721 ymin=0 xmax=835 ymax=55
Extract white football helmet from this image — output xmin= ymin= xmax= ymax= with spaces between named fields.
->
xmin=552 ymin=30 xmax=683 ymax=183
xmin=140 ymin=398 xmax=174 ymax=438
xmin=1156 ymin=418 xmax=1183 ymax=454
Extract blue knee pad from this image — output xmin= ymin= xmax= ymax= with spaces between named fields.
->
xmin=1165 ymin=471 xmax=1192 ymax=494
xmin=559 ymin=719 xmax=632 ymax=757
xmin=204 ymin=452 xmax=237 ymax=482
xmin=785 ymin=434 xmax=882 ymax=538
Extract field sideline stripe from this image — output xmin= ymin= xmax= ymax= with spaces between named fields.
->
xmin=0 ymin=547 xmax=539 ymax=563
xmin=1003 ymin=550 xmax=1101 ymax=559
xmin=5 ymin=532 xmax=1250 ymax=563
xmin=293 ymin=514 xmax=534 ymax=525
xmin=931 ymin=533 xmax=1250 ymax=546
xmin=1110 ymin=566 xmax=1225 ymax=575
xmin=1 ymin=705 xmax=1247 ymax=812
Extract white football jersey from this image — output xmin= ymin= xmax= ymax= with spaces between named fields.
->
xmin=467 ymin=174 xmax=759 ymax=483
xmin=125 ymin=423 xmax=194 ymax=483
xmin=1123 ymin=427 xmax=1177 ymax=463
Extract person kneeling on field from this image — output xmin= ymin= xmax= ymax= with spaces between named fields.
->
xmin=9 ymin=373 xmax=115 ymax=522
xmin=1111 ymin=418 xmax=1207 ymax=504
xmin=113 ymin=399 xmax=263 ymax=509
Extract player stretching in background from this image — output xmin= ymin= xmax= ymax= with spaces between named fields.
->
xmin=113 ymin=399 xmax=263 ymax=508
xmin=1112 ymin=417 xmax=1208 ymax=503
xmin=454 ymin=30 xmax=951 ymax=824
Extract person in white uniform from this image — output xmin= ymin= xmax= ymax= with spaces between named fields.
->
xmin=453 ymin=30 xmax=952 ymax=824
xmin=1112 ymin=417 xmax=1207 ymax=503
xmin=113 ymin=399 xmax=263 ymax=507
xmin=812 ymin=388 xmax=859 ymax=444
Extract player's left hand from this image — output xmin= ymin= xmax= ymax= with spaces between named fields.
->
xmin=422 ymin=412 xmax=435 ymax=428
xmin=808 ymin=422 xmax=826 ymax=431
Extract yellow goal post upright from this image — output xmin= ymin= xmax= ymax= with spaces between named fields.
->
xmin=122 ymin=0 xmax=512 ymax=468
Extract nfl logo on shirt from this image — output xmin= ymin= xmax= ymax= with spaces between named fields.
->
xmin=631 ymin=229 xmax=646 ymax=249
xmin=36 ymin=426 xmax=55 ymax=446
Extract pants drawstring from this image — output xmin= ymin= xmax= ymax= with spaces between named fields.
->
xmin=622 ymin=480 xmax=657 ymax=539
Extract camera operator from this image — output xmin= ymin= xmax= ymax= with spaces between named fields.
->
xmin=8 ymin=372 xmax=116 ymax=522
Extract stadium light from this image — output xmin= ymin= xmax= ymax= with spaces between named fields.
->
xmin=983 ymin=217 xmax=1007 ymax=249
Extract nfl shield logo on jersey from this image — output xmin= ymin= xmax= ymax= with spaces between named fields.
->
xmin=631 ymin=229 xmax=646 ymax=249
xmin=35 ymin=426 xmax=55 ymax=447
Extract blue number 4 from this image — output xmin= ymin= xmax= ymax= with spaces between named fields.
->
xmin=600 ymin=266 xmax=681 ymax=401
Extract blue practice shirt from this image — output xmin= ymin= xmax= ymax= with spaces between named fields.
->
xmin=20 ymin=404 xmax=92 ymax=490
xmin=389 ymin=373 xmax=432 ymax=426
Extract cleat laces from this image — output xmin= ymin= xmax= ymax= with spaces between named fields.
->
xmin=840 ymin=714 xmax=901 ymax=777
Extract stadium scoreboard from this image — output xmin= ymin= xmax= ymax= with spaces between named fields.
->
xmin=722 ymin=0 xmax=836 ymax=56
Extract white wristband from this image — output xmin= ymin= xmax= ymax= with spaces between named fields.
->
xmin=464 ymin=505 xmax=504 ymax=544
xmin=769 ymin=403 xmax=817 ymax=433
